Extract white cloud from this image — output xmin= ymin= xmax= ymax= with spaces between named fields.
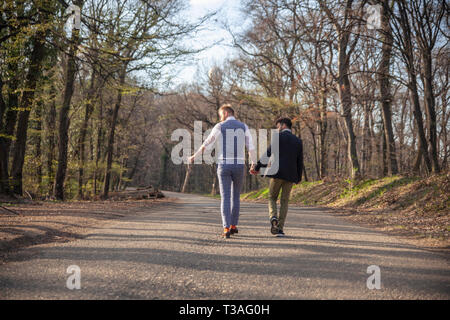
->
xmin=190 ymin=0 xmax=226 ymax=6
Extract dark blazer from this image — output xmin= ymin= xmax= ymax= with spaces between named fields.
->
xmin=255 ymin=130 xmax=304 ymax=183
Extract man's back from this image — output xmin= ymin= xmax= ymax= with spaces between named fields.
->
xmin=270 ymin=130 xmax=304 ymax=183
xmin=201 ymin=116 xmax=255 ymax=165
xmin=218 ymin=118 xmax=247 ymax=165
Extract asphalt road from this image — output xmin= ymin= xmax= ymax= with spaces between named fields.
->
xmin=0 ymin=191 xmax=449 ymax=299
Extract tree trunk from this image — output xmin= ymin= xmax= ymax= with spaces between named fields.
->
xmin=413 ymin=147 xmax=422 ymax=173
xmin=0 ymin=62 xmax=20 ymax=195
xmin=126 ymin=154 xmax=141 ymax=189
xmin=46 ymin=82 xmax=57 ymax=196
xmin=34 ymin=100 xmax=43 ymax=192
xmin=338 ymin=71 xmax=361 ymax=179
xmin=10 ymin=27 xmax=48 ymax=195
xmin=421 ymin=50 xmax=440 ymax=173
xmin=159 ymin=146 xmax=169 ymax=189
xmin=361 ymin=103 xmax=371 ymax=176
xmin=94 ymin=95 xmax=104 ymax=195
xmin=181 ymin=164 xmax=192 ymax=193
xmin=337 ymin=33 xmax=361 ymax=179
xmin=54 ymin=3 xmax=83 ymax=200
xmin=378 ymin=0 xmax=399 ymax=176
xmin=102 ymin=68 xmax=126 ymax=199
xmin=319 ymin=90 xmax=328 ymax=179
xmin=319 ymin=0 xmax=360 ymax=179
xmin=0 ymin=75 xmax=9 ymax=194
xmin=440 ymin=98 xmax=448 ymax=170
xmin=116 ymin=155 xmax=126 ymax=191
xmin=397 ymin=1 xmax=431 ymax=174
xmin=409 ymin=73 xmax=431 ymax=174
xmin=382 ymin=127 xmax=388 ymax=177
xmin=310 ymin=128 xmax=320 ymax=179
xmin=77 ymin=70 xmax=96 ymax=199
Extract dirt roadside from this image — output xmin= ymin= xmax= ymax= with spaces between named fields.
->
xmin=241 ymin=197 xmax=450 ymax=253
xmin=0 ymin=196 xmax=176 ymax=264
xmin=241 ymin=174 xmax=450 ymax=252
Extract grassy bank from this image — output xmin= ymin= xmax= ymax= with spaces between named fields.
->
xmin=241 ymin=173 xmax=450 ymax=248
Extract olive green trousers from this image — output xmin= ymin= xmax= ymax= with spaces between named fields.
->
xmin=268 ymin=178 xmax=294 ymax=231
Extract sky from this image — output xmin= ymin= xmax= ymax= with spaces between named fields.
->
xmin=168 ymin=0 xmax=245 ymax=87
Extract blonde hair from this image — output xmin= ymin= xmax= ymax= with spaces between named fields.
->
xmin=218 ymin=104 xmax=234 ymax=116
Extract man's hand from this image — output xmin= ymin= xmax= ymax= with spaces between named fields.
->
xmin=249 ymin=164 xmax=259 ymax=175
xmin=188 ymin=146 xmax=205 ymax=164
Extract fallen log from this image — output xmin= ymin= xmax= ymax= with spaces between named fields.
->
xmin=107 ymin=186 xmax=164 ymax=200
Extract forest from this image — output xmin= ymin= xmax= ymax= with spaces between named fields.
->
xmin=0 ymin=0 xmax=448 ymax=200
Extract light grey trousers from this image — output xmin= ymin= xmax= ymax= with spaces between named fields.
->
xmin=217 ymin=163 xmax=244 ymax=228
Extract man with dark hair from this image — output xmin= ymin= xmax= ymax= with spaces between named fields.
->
xmin=275 ymin=117 xmax=292 ymax=130
xmin=250 ymin=117 xmax=304 ymax=237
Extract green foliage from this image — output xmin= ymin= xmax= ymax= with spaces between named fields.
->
xmin=352 ymin=176 xmax=420 ymax=205
xmin=243 ymin=175 xmax=448 ymax=222
xmin=255 ymin=188 xmax=269 ymax=198
xmin=340 ymin=178 xmax=378 ymax=199
xmin=299 ymin=180 xmax=323 ymax=188
xmin=241 ymin=187 xmax=269 ymax=200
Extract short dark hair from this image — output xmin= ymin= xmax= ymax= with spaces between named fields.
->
xmin=276 ymin=117 xmax=292 ymax=129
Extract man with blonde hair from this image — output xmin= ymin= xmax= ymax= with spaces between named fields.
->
xmin=189 ymin=104 xmax=256 ymax=238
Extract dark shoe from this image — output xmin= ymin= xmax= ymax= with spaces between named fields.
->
xmin=230 ymin=228 xmax=238 ymax=235
xmin=222 ymin=230 xmax=231 ymax=239
xmin=270 ymin=217 xmax=279 ymax=235
xmin=276 ymin=230 xmax=286 ymax=237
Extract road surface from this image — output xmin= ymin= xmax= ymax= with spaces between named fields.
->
xmin=0 ymin=191 xmax=449 ymax=299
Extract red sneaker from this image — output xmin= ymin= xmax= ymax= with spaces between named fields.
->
xmin=222 ymin=228 xmax=231 ymax=238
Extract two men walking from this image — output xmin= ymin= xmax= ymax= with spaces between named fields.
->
xmin=189 ymin=104 xmax=304 ymax=238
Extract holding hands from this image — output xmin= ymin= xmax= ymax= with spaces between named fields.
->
xmin=249 ymin=164 xmax=259 ymax=175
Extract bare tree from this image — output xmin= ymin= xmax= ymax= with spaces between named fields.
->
xmin=377 ymin=0 xmax=398 ymax=175
xmin=318 ymin=0 xmax=362 ymax=179
xmin=409 ymin=0 xmax=446 ymax=173
xmin=389 ymin=0 xmax=432 ymax=174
